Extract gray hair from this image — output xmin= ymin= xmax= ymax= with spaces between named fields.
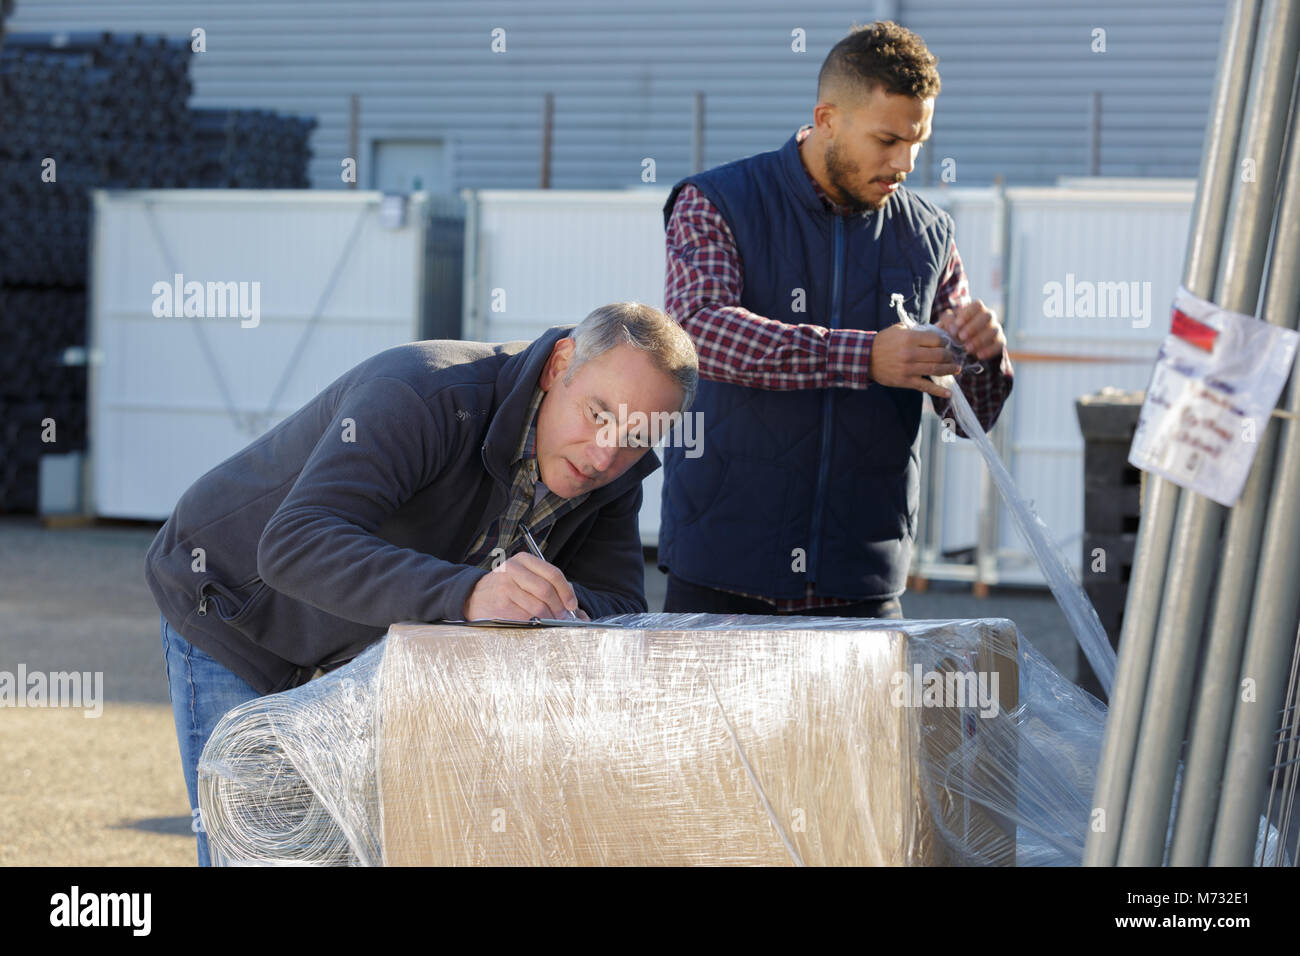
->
xmin=564 ymin=302 xmax=699 ymax=412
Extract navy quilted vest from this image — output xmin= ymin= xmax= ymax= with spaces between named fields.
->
xmin=659 ymin=128 xmax=953 ymax=599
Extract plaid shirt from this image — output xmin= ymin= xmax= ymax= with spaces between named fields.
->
xmin=664 ymin=125 xmax=1014 ymax=610
xmin=463 ymin=386 xmax=590 ymax=570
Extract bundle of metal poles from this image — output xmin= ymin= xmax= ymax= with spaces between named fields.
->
xmin=1084 ymin=0 xmax=1300 ymax=867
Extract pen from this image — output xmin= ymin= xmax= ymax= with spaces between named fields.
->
xmin=518 ymin=523 xmax=581 ymax=621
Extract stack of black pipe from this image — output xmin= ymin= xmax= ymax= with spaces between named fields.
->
xmin=0 ymin=288 xmax=86 ymax=512
xmin=192 ymin=109 xmax=316 ymax=188
xmin=0 ymin=30 xmax=316 ymax=512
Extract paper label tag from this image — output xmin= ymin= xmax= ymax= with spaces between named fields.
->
xmin=1129 ymin=286 xmax=1299 ymax=507
xmin=1169 ymin=308 xmax=1218 ymax=352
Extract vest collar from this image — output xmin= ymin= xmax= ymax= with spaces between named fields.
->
xmin=780 ymin=128 xmax=832 ymax=218
xmin=780 ymin=126 xmax=880 ymax=221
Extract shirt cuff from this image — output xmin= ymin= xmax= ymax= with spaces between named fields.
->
xmin=827 ymin=328 xmax=876 ymax=389
xmin=987 ymin=345 xmax=1013 ymax=378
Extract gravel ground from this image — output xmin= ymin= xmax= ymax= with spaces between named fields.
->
xmin=0 ymin=519 xmax=191 ymax=866
xmin=0 ymin=516 xmax=1081 ymax=866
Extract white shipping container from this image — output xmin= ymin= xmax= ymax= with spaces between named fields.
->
xmin=462 ymin=187 xmax=672 ymax=543
xmin=946 ymin=185 xmax=1191 ymax=585
xmin=911 ymin=186 xmax=1004 ymax=577
xmin=90 ymin=189 xmax=431 ymax=519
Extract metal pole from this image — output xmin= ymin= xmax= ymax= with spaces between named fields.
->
xmin=1170 ymin=390 xmax=1285 ymax=863
xmin=976 ymin=176 xmax=1009 ymax=596
xmin=1083 ymin=0 xmax=1261 ymax=867
xmin=1116 ymin=0 xmax=1298 ymax=867
xmin=919 ymin=407 xmax=946 ymax=575
xmin=347 ymin=94 xmax=359 ymax=190
xmin=1262 ymin=624 xmax=1300 ymax=864
xmin=1211 ymin=62 xmax=1300 ymax=866
xmin=1089 ymin=91 xmax=1102 ymax=176
xmin=691 ymin=91 xmax=706 ymax=174
xmin=540 ymin=92 xmax=554 ymax=189
xmin=1172 ymin=67 xmax=1300 ymax=866
xmin=459 ymin=189 xmax=479 ymax=341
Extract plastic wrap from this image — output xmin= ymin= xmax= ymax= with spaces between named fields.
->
xmin=888 ymin=292 xmax=1118 ymax=696
xmin=198 ymin=614 xmax=1120 ymax=866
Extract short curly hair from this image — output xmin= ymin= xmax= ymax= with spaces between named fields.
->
xmin=817 ymin=21 xmax=941 ymax=103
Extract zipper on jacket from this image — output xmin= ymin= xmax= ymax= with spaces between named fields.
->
xmin=197 ymin=580 xmax=214 ymax=617
xmin=807 ymin=216 xmax=845 ymax=579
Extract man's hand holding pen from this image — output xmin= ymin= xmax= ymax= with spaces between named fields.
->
xmin=462 ymin=525 xmax=591 ymax=622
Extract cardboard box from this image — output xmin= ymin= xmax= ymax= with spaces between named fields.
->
xmin=377 ymin=618 xmax=1018 ymax=865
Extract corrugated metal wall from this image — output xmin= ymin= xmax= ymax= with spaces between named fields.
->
xmin=7 ymin=0 xmax=1225 ymax=190
xmin=907 ymin=1 xmax=1229 ymax=183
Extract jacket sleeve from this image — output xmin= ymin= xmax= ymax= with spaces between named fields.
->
xmin=256 ymin=376 xmax=490 ymax=628
xmin=563 ymin=480 xmax=651 ymax=619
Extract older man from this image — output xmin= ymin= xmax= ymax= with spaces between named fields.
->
xmin=147 ymin=302 xmax=697 ymax=864
xmin=659 ymin=21 xmax=1014 ymax=617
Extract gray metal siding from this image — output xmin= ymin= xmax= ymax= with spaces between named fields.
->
xmin=906 ymin=0 xmax=1227 ymax=184
xmin=7 ymin=0 xmax=1226 ymax=188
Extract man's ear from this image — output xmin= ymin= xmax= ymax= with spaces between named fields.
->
xmin=812 ymin=100 xmax=837 ymax=137
xmin=539 ymin=337 xmax=575 ymax=391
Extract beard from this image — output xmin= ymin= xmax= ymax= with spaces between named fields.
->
xmin=824 ymin=139 xmax=893 ymax=213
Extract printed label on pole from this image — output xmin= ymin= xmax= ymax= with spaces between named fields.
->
xmin=1129 ymin=285 xmax=1298 ymax=507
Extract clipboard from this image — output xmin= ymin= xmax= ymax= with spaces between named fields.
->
xmin=434 ymin=617 xmax=616 ymax=628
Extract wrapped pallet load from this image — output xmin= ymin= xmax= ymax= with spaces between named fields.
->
xmin=199 ymin=614 xmax=1102 ymax=866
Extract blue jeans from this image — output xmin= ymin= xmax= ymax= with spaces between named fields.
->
xmin=161 ymin=613 xmax=261 ymax=866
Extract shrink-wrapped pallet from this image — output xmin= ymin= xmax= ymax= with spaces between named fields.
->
xmin=377 ymin=618 xmax=1016 ymax=865
xmin=199 ymin=614 xmax=1104 ymax=866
